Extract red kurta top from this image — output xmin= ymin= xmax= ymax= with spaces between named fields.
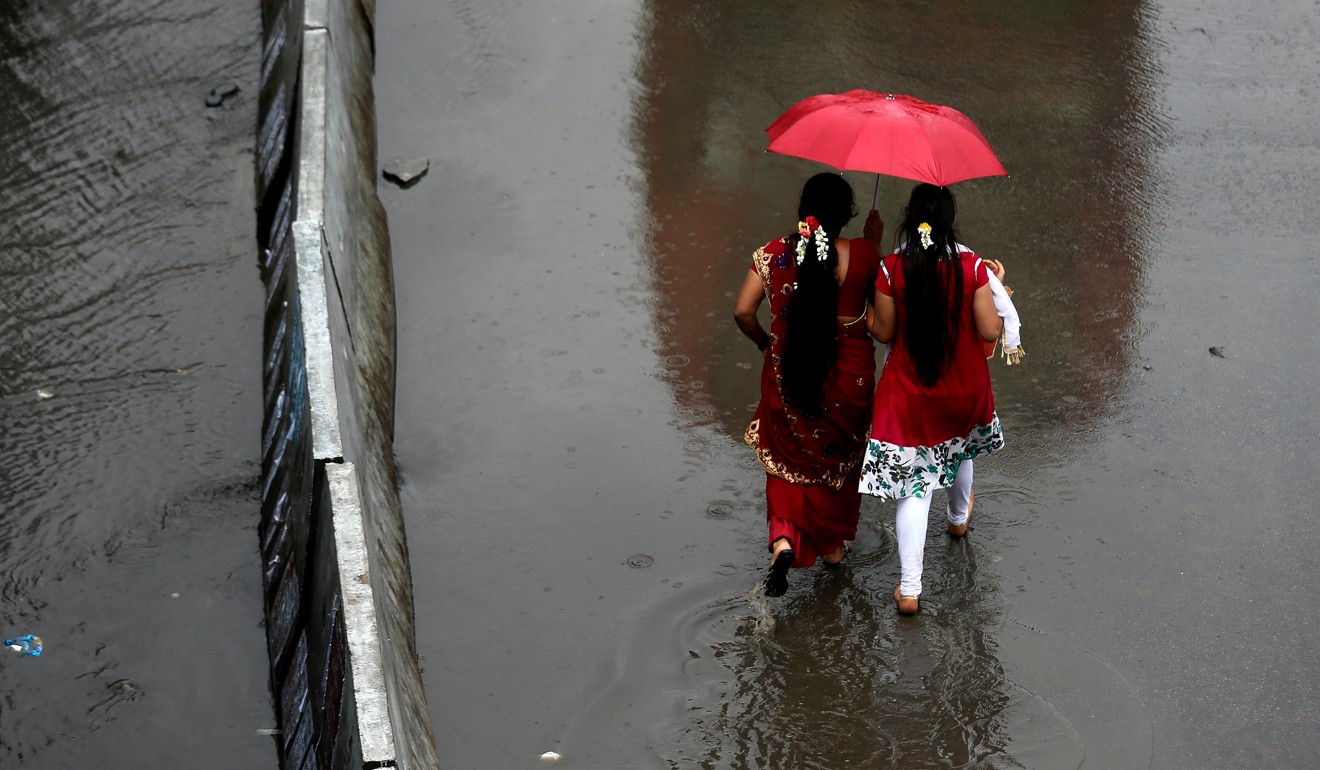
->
xmin=869 ymin=245 xmax=996 ymax=448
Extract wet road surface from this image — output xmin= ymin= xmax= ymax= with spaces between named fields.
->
xmin=377 ymin=1 xmax=1320 ymax=767
xmin=0 ymin=2 xmax=273 ymax=767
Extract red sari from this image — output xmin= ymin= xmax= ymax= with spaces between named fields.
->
xmin=744 ymin=236 xmax=880 ymax=567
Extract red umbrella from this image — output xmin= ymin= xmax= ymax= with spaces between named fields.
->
xmin=765 ymin=90 xmax=1007 ymax=188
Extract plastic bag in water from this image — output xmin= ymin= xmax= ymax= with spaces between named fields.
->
xmin=5 ymin=635 xmax=42 ymax=656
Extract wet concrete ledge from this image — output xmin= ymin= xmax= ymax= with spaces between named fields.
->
xmin=257 ymin=0 xmax=440 ymax=767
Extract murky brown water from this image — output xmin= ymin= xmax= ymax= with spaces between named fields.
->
xmin=0 ymin=2 xmax=273 ymax=767
xmin=379 ymin=1 xmax=1320 ymax=768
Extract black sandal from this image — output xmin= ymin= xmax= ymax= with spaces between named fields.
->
xmin=764 ymin=548 xmax=794 ymax=597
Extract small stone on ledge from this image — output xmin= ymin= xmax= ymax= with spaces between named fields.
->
xmin=382 ymin=158 xmax=429 ymax=187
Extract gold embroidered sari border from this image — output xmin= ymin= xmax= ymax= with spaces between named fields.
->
xmin=745 ymin=419 xmax=860 ymax=491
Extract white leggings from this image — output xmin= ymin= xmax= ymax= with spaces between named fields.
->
xmin=895 ymin=460 xmax=974 ymax=597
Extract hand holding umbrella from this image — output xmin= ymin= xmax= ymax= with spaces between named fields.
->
xmin=862 ymin=208 xmax=884 ymax=248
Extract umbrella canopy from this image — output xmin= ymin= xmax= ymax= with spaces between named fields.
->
xmin=765 ymin=90 xmax=1007 ymax=187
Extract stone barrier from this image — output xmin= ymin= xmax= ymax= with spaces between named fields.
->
xmin=256 ymin=0 xmax=440 ymax=767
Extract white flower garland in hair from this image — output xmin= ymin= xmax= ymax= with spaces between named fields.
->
xmin=794 ymin=215 xmax=830 ymax=266
xmin=917 ymin=222 xmax=934 ymax=250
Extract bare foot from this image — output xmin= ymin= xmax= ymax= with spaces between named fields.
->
xmin=821 ymin=541 xmax=850 ymax=569
xmin=893 ymin=585 xmax=920 ymax=615
xmin=947 ymin=490 xmax=974 ymax=538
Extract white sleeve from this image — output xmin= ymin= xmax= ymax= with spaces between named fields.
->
xmin=986 ymin=271 xmax=1021 ymax=350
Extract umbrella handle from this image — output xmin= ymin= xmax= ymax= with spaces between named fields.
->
xmin=871 ymin=174 xmax=880 ymax=210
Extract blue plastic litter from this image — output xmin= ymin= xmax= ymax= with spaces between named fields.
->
xmin=5 ymin=635 xmax=42 ymax=656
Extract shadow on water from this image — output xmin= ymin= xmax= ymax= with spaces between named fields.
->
xmin=612 ymin=1 xmax=1165 ymax=766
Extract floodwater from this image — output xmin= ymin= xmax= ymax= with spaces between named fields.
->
xmin=378 ymin=1 xmax=1320 ymax=768
xmin=0 ymin=1 xmax=274 ymax=768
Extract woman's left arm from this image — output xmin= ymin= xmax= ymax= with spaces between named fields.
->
xmin=733 ymin=267 xmax=770 ymax=351
xmin=972 ymin=283 xmax=1004 ymax=342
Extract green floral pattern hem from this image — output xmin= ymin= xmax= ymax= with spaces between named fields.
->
xmin=859 ymin=415 xmax=1004 ymax=499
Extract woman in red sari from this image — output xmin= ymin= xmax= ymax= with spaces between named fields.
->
xmin=733 ymin=173 xmax=883 ymax=597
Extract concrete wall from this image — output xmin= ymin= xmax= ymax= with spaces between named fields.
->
xmin=257 ymin=0 xmax=440 ymax=767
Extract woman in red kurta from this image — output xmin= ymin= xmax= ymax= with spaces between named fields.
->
xmin=861 ymin=183 xmax=1004 ymax=614
xmin=734 ymin=173 xmax=883 ymax=597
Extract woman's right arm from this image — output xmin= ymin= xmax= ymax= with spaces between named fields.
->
xmin=733 ymin=267 xmax=770 ymax=350
xmin=866 ymin=288 xmax=895 ymax=343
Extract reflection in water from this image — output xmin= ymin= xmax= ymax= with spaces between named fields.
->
xmin=566 ymin=531 xmax=1085 ymax=767
xmin=684 ymin=550 xmax=1081 ymax=768
xmin=623 ymin=1 xmax=1159 ymax=765
xmin=706 ymin=581 xmax=1002 ymax=767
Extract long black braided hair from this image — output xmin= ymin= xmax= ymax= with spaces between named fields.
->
xmin=896 ymin=183 xmax=964 ymax=387
xmin=781 ymin=173 xmax=857 ymax=416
